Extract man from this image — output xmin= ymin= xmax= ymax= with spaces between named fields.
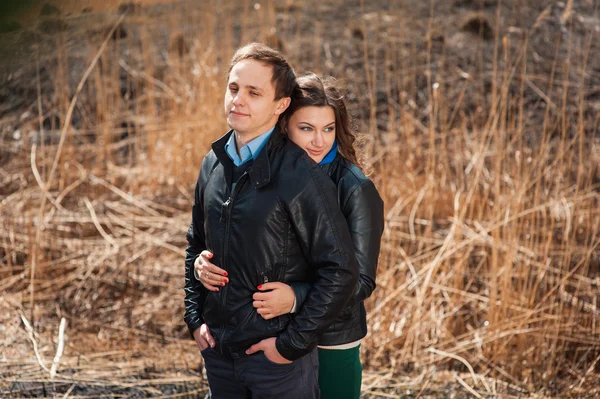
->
xmin=183 ymin=43 xmax=359 ymax=398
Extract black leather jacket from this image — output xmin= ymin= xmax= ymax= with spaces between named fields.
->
xmin=291 ymin=154 xmax=384 ymax=346
xmin=184 ymin=129 xmax=359 ymax=361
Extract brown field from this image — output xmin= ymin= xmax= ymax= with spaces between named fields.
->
xmin=1 ymin=0 xmax=599 ymax=397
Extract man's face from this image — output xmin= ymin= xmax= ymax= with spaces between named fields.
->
xmin=224 ymin=59 xmax=290 ymax=139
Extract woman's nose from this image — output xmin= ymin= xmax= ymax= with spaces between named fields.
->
xmin=312 ymin=132 xmax=324 ymax=147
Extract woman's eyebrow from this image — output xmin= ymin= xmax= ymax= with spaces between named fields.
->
xmin=298 ymin=121 xmax=336 ymax=128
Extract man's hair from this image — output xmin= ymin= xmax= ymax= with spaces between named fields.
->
xmin=280 ymin=72 xmax=362 ymax=170
xmin=229 ymin=42 xmax=296 ymax=100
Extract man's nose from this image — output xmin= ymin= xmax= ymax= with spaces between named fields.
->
xmin=232 ymin=93 xmax=244 ymax=106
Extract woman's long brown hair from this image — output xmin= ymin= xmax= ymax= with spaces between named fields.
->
xmin=280 ymin=73 xmax=362 ymax=169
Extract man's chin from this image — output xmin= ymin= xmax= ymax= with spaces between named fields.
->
xmin=226 ymin=119 xmax=243 ymax=132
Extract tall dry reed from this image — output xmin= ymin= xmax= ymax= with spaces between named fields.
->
xmin=0 ymin=0 xmax=598 ymax=396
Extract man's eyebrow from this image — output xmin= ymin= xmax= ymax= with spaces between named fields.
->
xmin=245 ymin=85 xmax=265 ymax=92
xmin=228 ymin=81 xmax=266 ymax=92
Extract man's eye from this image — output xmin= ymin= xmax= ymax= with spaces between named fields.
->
xmin=230 ymin=87 xmax=238 ymax=93
xmin=251 ymin=92 xmax=259 ymax=96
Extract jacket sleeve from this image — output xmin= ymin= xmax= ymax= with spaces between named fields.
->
xmin=289 ymin=282 xmax=312 ymax=312
xmin=276 ymin=162 xmax=359 ymax=361
xmin=183 ymin=158 xmax=209 ymax=338
xmin=289 ymin=180 xmax=384 ymax=312
xmin=342 ymin=180 xmax=385 ymax=307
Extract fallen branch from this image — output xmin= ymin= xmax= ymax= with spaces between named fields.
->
xmin=50 ymin=317 xmax=67 ymax=379
xmin=20 ymin=313 xmax=49 ymax=374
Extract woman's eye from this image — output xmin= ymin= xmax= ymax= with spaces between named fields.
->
xmin=324 ymin=127 xmax=335 ymax=132
xmin=300 ymin=126 xmax=312 ymax=131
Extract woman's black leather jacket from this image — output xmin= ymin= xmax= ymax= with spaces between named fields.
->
xmin=291 ymin=154 xmax=385 ymax=346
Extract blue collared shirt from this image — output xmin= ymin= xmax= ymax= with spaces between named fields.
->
xmin=224 ymin=127 xmax=274 ymax=166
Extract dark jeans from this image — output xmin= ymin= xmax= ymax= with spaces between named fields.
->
xmin=201 ymin=347 xmax=319 ymax=399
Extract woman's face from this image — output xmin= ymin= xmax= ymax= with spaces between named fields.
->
xmin=287 ymin=106 xmax=336 ymax=163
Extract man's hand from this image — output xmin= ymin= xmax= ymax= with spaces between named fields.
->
xmin=194 ymin=250 xmax=228 ymax=292
xmin=246 ymin=337 xmax=292 ymax=364
xmin=192 ymin=324 xmax=216 ymax=351
xmin=252 ymin=282 xmax=295 ymax=319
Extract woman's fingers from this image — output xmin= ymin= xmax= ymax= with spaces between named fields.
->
xmin=252 ymin=291 xmax=270 ymax=302
xmin=205 ymin=264 xmax=228 ymax=278
xmin=254 ymin=300 xmax=272 ymax=311
xmin=256 ymin=307 xmax=273 ymax=320
xmin=257 ymin=282 xmax=285 ymax=291
xmin=197 ymin=251 xmax=228 ymax=277
xmin=201 ymin=278 xmax=220 ymax=292
xmin=254 ymin=299 xmax=278 ymax=317
xmin=193 ymin=252 xmax=228 ymax=292
xmin=202 ymin=270 xmax=228 ymax=286
xmin=200 ymin=250 xmax=213 ymax=258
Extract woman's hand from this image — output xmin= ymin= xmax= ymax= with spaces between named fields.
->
xmin=252 ymin=282 xmax=295 ymax=320
xmin=194 ymin=250 xmax=228 ymax=292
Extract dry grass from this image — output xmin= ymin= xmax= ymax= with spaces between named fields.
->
xmin=1 ymin=0 xmax=599 ymax=397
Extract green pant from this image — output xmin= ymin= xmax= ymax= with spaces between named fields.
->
xmin=318 ymin=345 xmax=362 ymax=399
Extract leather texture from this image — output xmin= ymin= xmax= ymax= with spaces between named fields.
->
xmin=291 ymin=154 xmax=385 ymax=345
xmin=184 ymin=128 xmax=359 ymax=361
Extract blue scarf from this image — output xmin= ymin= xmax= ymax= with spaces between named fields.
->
xmin=318 ymin=141 xmax=338 ymax=165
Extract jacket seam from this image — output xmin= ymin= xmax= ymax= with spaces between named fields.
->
xmin=341 ymin=179 xmax=372 ymax=215
xmin=278 ymin=197 xmax=289 ymax=279
xmin=306 ymin=159 xmax=343 ymax=253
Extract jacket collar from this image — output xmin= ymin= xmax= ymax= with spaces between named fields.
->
xmin=212 ymin=130 xmax=233 ymax=166
xmin=212 ymin=127 xmax=281 ymax=189
xmin=319 ymin=152 xmax=342 ymax=175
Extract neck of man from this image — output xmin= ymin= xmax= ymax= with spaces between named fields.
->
xmin=234 ymin=126 xmax=274 ymax=155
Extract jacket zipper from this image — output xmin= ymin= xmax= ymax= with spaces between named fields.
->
xmin=261 ymin=273 xmax=269 ymax=284
xmin=218 ymin=171 xmax=248 ymax=356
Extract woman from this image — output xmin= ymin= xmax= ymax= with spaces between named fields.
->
xmin=196 ymin=73 xmax=384 ymax=398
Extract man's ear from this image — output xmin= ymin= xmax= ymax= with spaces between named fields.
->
xmin=274 ymin=97 xmax=291 ymax=115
